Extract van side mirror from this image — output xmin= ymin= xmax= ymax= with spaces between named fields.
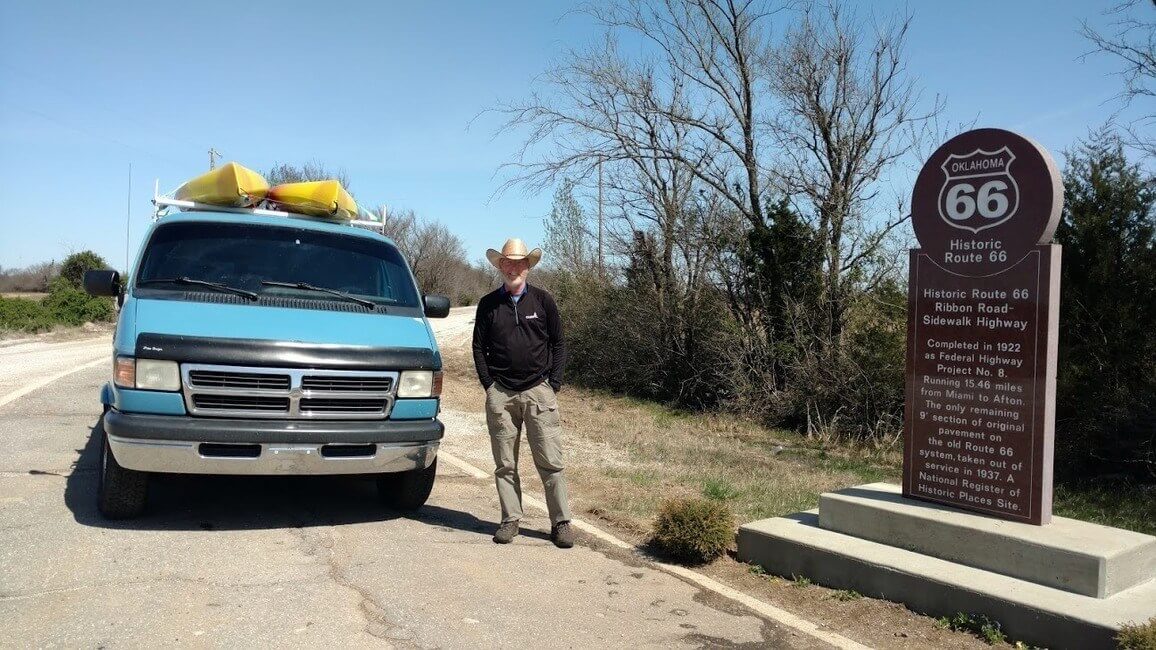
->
xmin=83 ymin=269 xmax=121 ymax=297
xmin=423 ymin=294 xmax=451 ymax=318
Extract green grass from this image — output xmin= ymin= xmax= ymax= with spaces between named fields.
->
xmin=1054 ymin=481 xmax=1156 ymax=535
xmin=702 ymin=477 xmax=741 ymax=501
xmin=777 ymin=446 xmax=899 ymax=484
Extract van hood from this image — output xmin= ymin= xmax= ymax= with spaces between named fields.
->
xmin=123 ymin=298 xmax=435 ymax=351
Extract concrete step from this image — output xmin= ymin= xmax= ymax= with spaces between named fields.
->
xmin=818 ymin=483 xmax=1156 ymax=597
xmin=738 ymin=511 xmax=1156 ymax=650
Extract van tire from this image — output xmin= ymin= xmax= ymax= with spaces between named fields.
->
xmin=377 ymin=456 xmax=437 ymax=511
xmin=97 ymin=428 xmax=148 ymax=519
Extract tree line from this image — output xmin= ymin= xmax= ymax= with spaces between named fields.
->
xmin=503 ymin=0 xmax=1156 ymax=481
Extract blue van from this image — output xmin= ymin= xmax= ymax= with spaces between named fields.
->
xmin=84 ymin=207 xmax=449 ymax=519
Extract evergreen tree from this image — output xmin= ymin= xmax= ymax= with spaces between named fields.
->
xmin=1056 ymin=130 xmax=1156 ymax=479
xmin=542 ymin=180 xmax=594 ymax=274
xmin=59 ymin=251 xmax=110 ymax=288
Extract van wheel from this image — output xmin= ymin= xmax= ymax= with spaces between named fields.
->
xmin=377 ymin=457 xmax=437 ymax=511
xmin=98 ymin=429 xmax=148 ymax=519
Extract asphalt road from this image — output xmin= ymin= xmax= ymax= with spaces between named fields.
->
xmin=0 ymin=312 xmax=834 ymax=649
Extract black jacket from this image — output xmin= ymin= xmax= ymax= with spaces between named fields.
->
xmin=472 ymin=284 xmax=566 ymax=392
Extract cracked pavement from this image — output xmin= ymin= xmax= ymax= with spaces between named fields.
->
xmin=0 ymin=321 xmax=827 ymax=648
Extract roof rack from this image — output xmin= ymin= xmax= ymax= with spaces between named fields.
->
xmin=152 ymin=179 xmax=386 ymax=236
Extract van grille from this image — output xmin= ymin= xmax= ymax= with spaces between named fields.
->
xmin=300 ymin=398 xmax=387 ymax=415
xmin=189 ymin=370 xmax=291 ymax=391
xmin=193 ymin=395 xmax=290 ymax=412
xmin=181 ymin=364 xmax=398 ymax=420
xmin=302 ymin=376 xmax=393 ymax=392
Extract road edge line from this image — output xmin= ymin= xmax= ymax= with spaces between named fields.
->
xmin=0 ymin=356 xmax=107 ymax=410
xmin=437 ymin=450 xmax=872 ymax=650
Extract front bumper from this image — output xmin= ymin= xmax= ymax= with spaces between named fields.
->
xmin=103 ymin=411 xmax=442 ymax=475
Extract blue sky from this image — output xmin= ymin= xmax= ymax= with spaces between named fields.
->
xmin=0 ymin=1 xmax=1148 ymax=271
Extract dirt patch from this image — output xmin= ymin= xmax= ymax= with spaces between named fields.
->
xmin=0 ymin=292 xmax=49 ymax=301
xmin=706 ymin=557 xmax=993 ymax=649
xmin=0 ymin=321 xmax=114 ymax=344
xmin=434 ymin=325 xmax=1002 ymax=648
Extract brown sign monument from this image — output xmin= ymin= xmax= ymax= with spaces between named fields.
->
xmin=904 ymin=128 xmax=1063 ymax=525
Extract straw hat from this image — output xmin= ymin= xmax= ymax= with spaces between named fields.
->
xmin=486 ymin=238 xmax=543 ymax=269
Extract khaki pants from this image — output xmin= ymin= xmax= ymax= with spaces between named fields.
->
xmin=485 ymin=381 xmax=572 ymax=525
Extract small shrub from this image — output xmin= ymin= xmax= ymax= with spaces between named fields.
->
xmin=43 ymin=279 xmax=114 ymax=326
xmin=0 ymin=296 xmax=55 ymax=332
xmin=939 ymin=612 xmax=1006 ymax=645
xmin=830 ymin=589 xmax=862 ymax=601
xmin=1117 ymin=617 xmax=1156 ymax=650
xmin=650 ymin=497 xmax=735 ymax=564
xmin=747 ymin=563 xmax=766 ymax=576
xmin=791 ymin=574 xmax=812 ymax=587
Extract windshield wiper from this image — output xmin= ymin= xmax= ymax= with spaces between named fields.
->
xmin=138 ymin=277 xmax=258 ymax=301
xmin=260 ymin=280 xmax=377 ymax=309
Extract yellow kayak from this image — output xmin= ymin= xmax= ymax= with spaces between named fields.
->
xmin=174 ymin=162 xmax=268 ymax=206
xmin=267 ymin=180 xmax=357 ymax=220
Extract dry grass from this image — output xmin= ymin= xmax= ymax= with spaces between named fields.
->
xmin=440 ymin=341 xmax=900 ymax=537
xmin=0 ymin=292 xmax=48 ymax=301
xmin=0 ymin=321 xmax=113 ymax=344
xmin=1117 ymin=616 xmax=1156 ymax=650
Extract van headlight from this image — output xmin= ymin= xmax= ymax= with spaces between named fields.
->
xmin=114 ymin=356 xmax=181 ymax=391
xmin=397 ymin=370 xmax=443 ymax=398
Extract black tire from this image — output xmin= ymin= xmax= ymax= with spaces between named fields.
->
xmin=97 ymin=428 xmax=148 ymax=519
xmin=377 ymin=456 xmax=437 ymax=511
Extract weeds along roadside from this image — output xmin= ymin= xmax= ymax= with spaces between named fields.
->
xmin=439 ymin=341 xmax=1156 ymax=541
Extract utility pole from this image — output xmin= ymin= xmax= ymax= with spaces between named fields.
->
xmin=597 ymin=156 xmax=604 ymax=274
xmin=208 ymin=148 xmax=220 ymax=170
xmin=125 ymin=163 xmax=132 ymax=275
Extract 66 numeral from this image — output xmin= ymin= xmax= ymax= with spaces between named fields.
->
xmin=946 ymin=180 xmax=1011 ymax=221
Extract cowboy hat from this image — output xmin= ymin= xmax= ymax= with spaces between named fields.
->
xmin=486 ymin=238 xmax=543 ymax=269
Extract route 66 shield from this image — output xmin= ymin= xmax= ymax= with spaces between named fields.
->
xmin=937 ymin=147 xmax=1020 ymax=233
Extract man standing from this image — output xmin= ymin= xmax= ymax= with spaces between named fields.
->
xmin=472 ymin=238 xmax=574 ymax=548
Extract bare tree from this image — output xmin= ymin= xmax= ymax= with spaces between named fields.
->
xmin=501 ymin=0 xmax=783 ymax=232
xmin=376 ymin=207 xmax=468 ymax=296
xmin=497 ymin=0 xmax=940 ymax=428
xmin=1083 ymin=0 xmax=1156 ymax=156
xmin=498 ymin=24 xmax=723 ymax=309
xmin=769 ymin=4 xmax=940 ymax=346
xmin=265 ymin=161 xmax=353 ymax=192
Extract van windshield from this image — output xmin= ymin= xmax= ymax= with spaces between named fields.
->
xmin=135 ymin=221 xmax=419 ymax=309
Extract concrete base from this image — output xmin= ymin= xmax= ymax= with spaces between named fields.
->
xmin=738 ymin=485 xmax=1156 ymax=650
xmin=820 ymin=483 xmax=1156 ymax=597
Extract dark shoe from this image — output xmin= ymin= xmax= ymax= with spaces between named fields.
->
xmin=493 ymin=520 xmax=519 ymax=544
xmin=551 ymin=521 xmax=575 ymax=548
